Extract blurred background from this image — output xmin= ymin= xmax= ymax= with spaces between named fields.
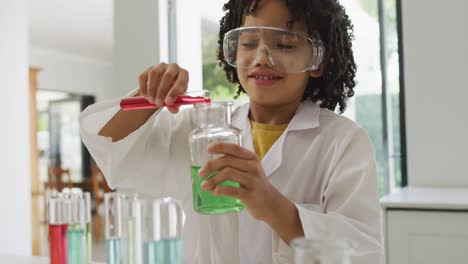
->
xmin=1 ymin=0 xmax=467 ymax=263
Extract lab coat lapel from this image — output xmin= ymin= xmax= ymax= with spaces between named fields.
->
xmin=232 ymin=101 xmax=320 ymax=177
xmin=233 ymin=103 xmax=281 ymax=177
xmin=263 ymin=101 xmax=320 ymax=177
xmin=261 ymin=131 xmax=287 ymax=177
xmin=232 ymin=103 xmax=254 ymax=152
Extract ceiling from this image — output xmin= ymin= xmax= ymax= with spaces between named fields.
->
xmin=29 ymin=0 xmax=113 ymax=61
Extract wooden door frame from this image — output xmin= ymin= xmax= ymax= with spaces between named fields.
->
xmin=29 ymin=67 xmax=41 ymax=255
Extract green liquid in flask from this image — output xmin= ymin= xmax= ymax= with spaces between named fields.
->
xmin=191 ymin=165 xmax=244 ymax=214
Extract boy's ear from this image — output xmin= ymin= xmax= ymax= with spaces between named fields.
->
xmin=309 ymin=63 xmax=325 ymax=78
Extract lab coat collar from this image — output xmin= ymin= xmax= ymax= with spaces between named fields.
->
xmin=233 ymin=100 xmax=321 ymax=177
xmin=287 ymin=100 xmax=321 ymax=131
xmin=234 ymin=100 xmax=320 ymax=132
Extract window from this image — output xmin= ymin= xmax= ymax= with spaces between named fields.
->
xmin=37 ymin=91 xmax=95 ymax=183
xmin=339 ymin=0 xmax=404 ymax=195
xmin=200 ymin=0 xmax=249 ymax=104
xmin=165 ymin=0 xmax=405 ymax=196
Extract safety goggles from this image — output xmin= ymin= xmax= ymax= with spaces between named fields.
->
xmin=223 ymin=26 xmax=325 ymax=73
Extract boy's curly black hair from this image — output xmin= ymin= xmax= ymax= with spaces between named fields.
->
xmin=217 ymin=0 xmax=356 ymax=113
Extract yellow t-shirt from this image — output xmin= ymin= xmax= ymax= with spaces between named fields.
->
xmin=250 ymin=120 xmax=288 ymax=159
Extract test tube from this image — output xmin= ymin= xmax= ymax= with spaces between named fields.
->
xmin=48 ymin=196 xmax=69 ymax=264
xmin=105 ymin=193 xmax=129 ymax=264
xmin=144 ymin=197 xmax=185 ymax=264
xmin=83 ymin=192 xmax=93 ymax=264
xmin=127 ymin=196 xmax=143 ymax=264
xmin=65 ymin=193 xmax=87 ymax=264
xmin=66 ymin=192 xmax=93 ymax=264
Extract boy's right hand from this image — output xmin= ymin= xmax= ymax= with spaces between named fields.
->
xmin=138 ymin=62 xmax=189 ymax=114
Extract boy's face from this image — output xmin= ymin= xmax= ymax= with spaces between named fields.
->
xmin=237 ymin=0 xmax=323 ymax=107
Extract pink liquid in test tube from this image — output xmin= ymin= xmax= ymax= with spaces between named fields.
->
xmin=48 ymin=196 xmax=70 ymax=264
xmin=120 ymin=95 xmax=211 ymax=110
xmin=49 ymin=224 xmax=68 ymax=264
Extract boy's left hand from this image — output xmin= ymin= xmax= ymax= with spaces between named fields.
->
xmin=198 ymin=142 xmax=282 ymax=222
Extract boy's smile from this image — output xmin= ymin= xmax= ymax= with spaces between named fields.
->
xmin=247 ymin=68 xmax=284 ymax=87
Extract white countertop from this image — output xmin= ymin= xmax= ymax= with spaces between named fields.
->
xmin=380 ymin=186 xmax=468 ymax=210
xmin=0 ymin=255 xmax=104 ymax=264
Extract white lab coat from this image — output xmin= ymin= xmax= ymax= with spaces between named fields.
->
xmin=79 ymin=96 xmax=383 ymax=264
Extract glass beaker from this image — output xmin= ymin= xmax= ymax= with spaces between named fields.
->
xmin=291 ymin=238 xmax=356 ymax=264
xmin=188 ymin=101 xmax=244 ymax=214
xmin=143 ymin=197 xmax=185 ymax=264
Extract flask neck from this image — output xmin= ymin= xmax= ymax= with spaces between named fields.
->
xmin=195 ymin=102 xmax=232 ymax=127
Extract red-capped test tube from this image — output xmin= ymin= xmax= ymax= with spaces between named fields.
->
xmin=48 ymin=196 xmax=69 ymax=264
xmin=120 ymin=90 xmax=211 ymax=111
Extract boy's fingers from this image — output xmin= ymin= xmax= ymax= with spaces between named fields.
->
xmin=212 ymin=185 xmax=248 ymax=200
xmin=199 ymin=155 xmax=253 ymax=178
xmin=166 ymin=69 xmax=189 ymax=105
xmin=156 ymin=63 xmax=179 ymax=106
xmin=207 ymin=143 xmax=258 ymax=160
xmin=167 ymin=105 xmax=180 ymax=114
xmin=147 ymin=63 xmax=167 ymax=103
xmin=201 ymin=168 xmax=250 ymax=191
xmin=138 ymin=66 xmax=152 ymax=98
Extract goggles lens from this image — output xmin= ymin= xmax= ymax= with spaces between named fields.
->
xmin=223 ymin=26 xmax=324 ymax=73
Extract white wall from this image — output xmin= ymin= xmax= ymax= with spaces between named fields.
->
xmin=113 ymin=0 xmax=160 ymax=98
xmin=402 ymin=0 xmax=468 ymax=186
xmin=0 ymin=0 xmax=32 ymax=255
xmin=29 ymin=47 xmax=113 ymax=101
xmin=176 ymin=0 xmax=203 ymax=92
xmin=112 ymin=0 xmax=206 ymax=97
